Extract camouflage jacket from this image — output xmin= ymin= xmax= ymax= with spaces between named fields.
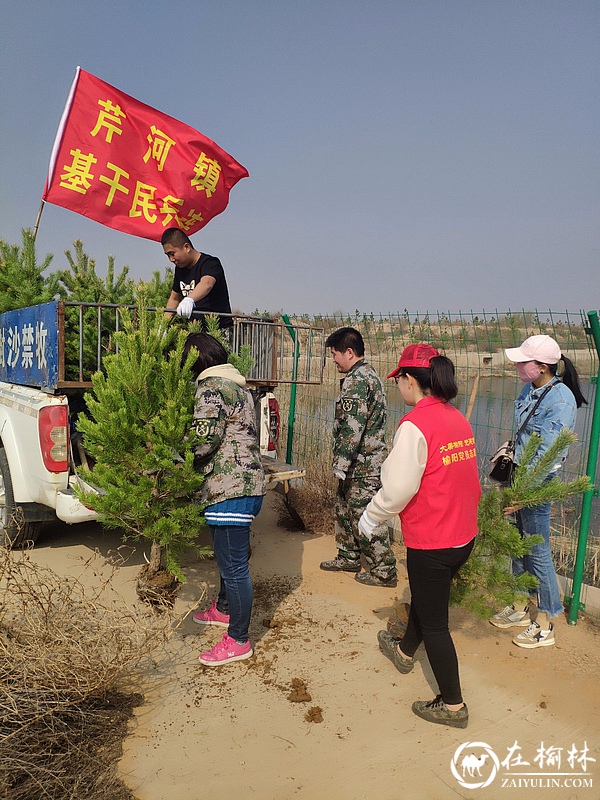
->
xmin=332 ymin=359 xmax=387 ymax=478
xmin=192 ymin=364 xmax=265 ymax=507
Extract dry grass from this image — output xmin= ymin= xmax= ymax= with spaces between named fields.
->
xmin=286 ymin=429 xmax=337 ymax=537
xmin=550 ymin=502 xmax=600 ymax=588
xmin=0 ymin=546 xmax=172 ymax=800
xmin=287 ymin=481 xmax=336 ymax=537
xmin=282 ymin=385 xmax=338 ymax=537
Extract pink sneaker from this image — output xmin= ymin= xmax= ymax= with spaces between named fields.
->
xmin=193 ymin=600 xmax=230 ymax=628
xmin=199 ymin=634 xmax=253 ymax=666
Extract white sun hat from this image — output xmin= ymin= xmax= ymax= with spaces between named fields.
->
xmin=505 ymin=334 xmax=561 ymax=364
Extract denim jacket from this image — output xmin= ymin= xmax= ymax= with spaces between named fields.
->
xmin=514 ymin=378 xmax=577 ymax=474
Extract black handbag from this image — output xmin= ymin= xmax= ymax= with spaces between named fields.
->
xmin=489 ymin=380 xmax=557 ymax=484
xmin=489 ymin=440 xmax=516 ymax=483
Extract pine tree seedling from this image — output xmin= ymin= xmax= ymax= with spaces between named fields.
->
xmin=75 ymin=287 xmax=210 ymax=603
xmin=451 ymin=429 xmax=592 ymax=616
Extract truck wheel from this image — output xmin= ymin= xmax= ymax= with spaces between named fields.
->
xmin=0 ymin=449 xmax=42 ymax=547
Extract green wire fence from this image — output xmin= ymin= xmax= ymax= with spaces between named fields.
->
xmin=277 ymin=308 xmax=599 ymax=622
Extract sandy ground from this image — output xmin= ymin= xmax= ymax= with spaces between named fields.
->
xmin=29 ymin=493 xmax=600 ymax=800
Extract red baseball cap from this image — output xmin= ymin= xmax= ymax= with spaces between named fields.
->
xmin=387 ymin=343 xmax=441 ymax=379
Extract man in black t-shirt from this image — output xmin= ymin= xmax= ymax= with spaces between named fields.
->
xmin=162 ymin=228 xmax=233 ymax=329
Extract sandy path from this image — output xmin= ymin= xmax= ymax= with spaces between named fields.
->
xmin=30 ymin=495 xmax=600 ymax=800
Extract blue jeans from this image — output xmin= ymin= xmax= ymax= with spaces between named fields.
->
xmin=210 ymin=525 xmax=253 ymax=642
xmin=208 ymin=495 xmax=263 ymax=643
xmin=513 ymin=501 xmax=564 ymax=618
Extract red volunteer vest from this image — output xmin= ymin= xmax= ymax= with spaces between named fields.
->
xmin=399 ymin=396 xmax=481 ymax=549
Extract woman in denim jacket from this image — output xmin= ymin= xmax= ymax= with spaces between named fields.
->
xmin=490 ymin=335 xmax=587 ymax=649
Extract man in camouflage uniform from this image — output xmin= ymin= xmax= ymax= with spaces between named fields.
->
xmin=320 ymin=327 xmax=397 ymax=587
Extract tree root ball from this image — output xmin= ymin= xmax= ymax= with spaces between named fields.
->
xmin=136 ymin=566 xmax=180 ymax=607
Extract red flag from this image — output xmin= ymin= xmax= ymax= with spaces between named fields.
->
xmin=42 ymin=68 xmax=249 ymax=241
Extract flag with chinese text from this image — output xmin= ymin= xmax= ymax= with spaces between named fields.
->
xmin=42 ymin=68 xmax=249 ymax=240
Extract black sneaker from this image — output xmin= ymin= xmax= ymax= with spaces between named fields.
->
xmin=412 ymin=695 xmax=469 ymax=728
xmin=319 ymin=556 xmax=361 ymax=572
xmin=354 ymin=571 xmax=397 ymax=587
xmin=377 ymin=630 xmax=414 ymax=674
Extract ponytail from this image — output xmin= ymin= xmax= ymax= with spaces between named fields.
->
xmin=430 ymin=356 xmax=458 ymax=402
xmin=402 ymin=355 xmax=458 ymax=402
xmin=556 ymin=355 xmax=588 ymax=408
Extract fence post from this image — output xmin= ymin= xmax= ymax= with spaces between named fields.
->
xmin=281 ymin=314 xmax=299 ymax=465
xmin=568 ymin=310 xmax=600 ymax=624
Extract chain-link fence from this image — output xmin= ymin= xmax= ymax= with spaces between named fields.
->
xmin=278 ymin=309 xmax=599 ymax=616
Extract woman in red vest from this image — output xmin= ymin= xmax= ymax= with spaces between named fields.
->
xmin=359 ymin=344 xmax=481 ymax=728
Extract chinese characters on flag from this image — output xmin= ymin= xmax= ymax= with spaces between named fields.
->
xmin=42 ymin=68 xmax=249 ymax=240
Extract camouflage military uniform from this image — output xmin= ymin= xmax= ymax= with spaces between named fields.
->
xmin=192 ymin=373 xmax=265 ymax=506
xmin=332 ymin=360 xmax=396 ymax=579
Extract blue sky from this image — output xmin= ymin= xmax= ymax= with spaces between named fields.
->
xmin=1 ymin=1 xmax=597 ymax=314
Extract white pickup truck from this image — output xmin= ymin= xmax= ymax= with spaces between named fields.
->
xmin=0 ymin=302 xmax=323 ymax=546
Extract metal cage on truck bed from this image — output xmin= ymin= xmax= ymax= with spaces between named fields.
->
xmin=230 ymin=313 xmax=324 ymax=387
xmin=0 ymin=302 xmax=325 ymax=391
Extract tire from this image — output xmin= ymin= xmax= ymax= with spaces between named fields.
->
xmin=0 ymin=449 xmax=42 ymax=547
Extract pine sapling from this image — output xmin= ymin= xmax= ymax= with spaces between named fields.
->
xmin=452 ymin=429 xmax=592 ymax=616
xmin=75 ymin=290 xmax=210 ymax=601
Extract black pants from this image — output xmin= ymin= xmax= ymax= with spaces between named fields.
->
xmin=400 ymin=539 xmax=475 ymax=705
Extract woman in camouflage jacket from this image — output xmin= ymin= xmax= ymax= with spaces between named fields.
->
xmin=183 ymin=333 xmax=265 ymax=667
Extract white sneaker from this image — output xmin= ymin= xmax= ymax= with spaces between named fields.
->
xmin=489 ymin=605 xmax=531 ymax=629
xmin=513 ymin=622 xmax=555 ymax=649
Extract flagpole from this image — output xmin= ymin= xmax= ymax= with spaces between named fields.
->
xmin=33 ymin=200 xmax=45 ymax=242
xmin=41 ymin=65 xmax=81 ymax=236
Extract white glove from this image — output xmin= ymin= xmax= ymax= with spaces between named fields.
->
xmin=358 ymin=510 xmax=378 ymax=541
xmin=176 ymin=297 xmax=195 ymax=318
xmin=334 ymin=469 xmax=346 ymax=480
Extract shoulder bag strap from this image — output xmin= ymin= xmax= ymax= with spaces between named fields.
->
xmin=514 ymin=378 xmax=559 ymax=442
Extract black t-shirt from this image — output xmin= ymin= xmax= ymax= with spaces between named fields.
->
xmin=172 ymin=253 xmax=233 ymax=328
